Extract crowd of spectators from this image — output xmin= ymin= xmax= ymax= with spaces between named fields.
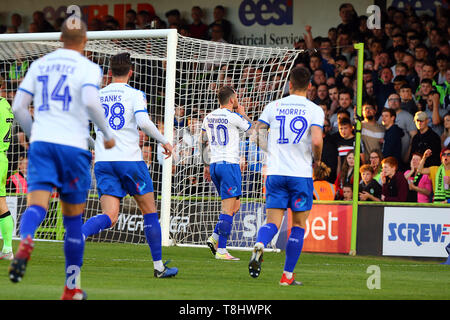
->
xmin=0 ymin=3 xmax=449 ymax=204
xmin=0 ymin=6 xmax=233 ymax=43
xmin=300 ymin=3 xmax=450 ymax=203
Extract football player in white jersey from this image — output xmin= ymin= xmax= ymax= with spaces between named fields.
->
xmin=81 ymin=52 xmax=178 ymax=278
xmin=201 ymin=86 xmax=252 ymax=260
xmin=248 ymin=67 xmax=324 ymax=286
xmin=9 ymin=16 xmax=116 ymax=299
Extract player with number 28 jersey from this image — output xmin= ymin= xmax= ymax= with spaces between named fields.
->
xmin=95 ymin=83 xmax=150 ymax=162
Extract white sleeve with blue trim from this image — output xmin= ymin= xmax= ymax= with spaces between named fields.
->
xmin=17 ymin=60 xmax=36 ymax=97
xmin=135 ymin=111 xmax=168 ymax=145
xmin=81 ymin=85 xmax=114 ymax=141
xmin=230 ymin=112 xmax=252 ymax=132
xmin=311 ymin=105 xmax=325 ymax=129
xmin=11 ymin=89 xmax=34 ymax=138
xmin=258 ymin=103 xmax=272 ymax=127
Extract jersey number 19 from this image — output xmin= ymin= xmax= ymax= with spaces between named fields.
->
xmin=276 ymin=115 xmax=308 ymax=144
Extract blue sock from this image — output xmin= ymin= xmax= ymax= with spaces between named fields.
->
xmin=82 ymin=214 xmax=112 ymax=238
xmin=19 ymin=205 xmax=47 ymax=239
xmin=256 ymin=223 xmax=278 ymax=247
xmin=284 ymin=227 xmax=305 ymax=273
xmin=63 ymin=214 xmax=85 ymax=288
xmin=143 ymin=213 xmax=162 ymax=261
xmin=217 ymin=214 xmax=233 ymax=249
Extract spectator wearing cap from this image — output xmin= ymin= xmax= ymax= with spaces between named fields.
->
xmin=410 ymin=111 xmax=442 ymax=167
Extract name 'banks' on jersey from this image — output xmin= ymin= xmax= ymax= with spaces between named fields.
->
xmin=259 ymin=95 xmax=324 ymax=178
xmin=202 ymin=108 xmax=251 ymax=164
xmin=18 ymin=48 xmax=102 ymax=150
xmin=95 ymin=83 xmax=148 ymax=162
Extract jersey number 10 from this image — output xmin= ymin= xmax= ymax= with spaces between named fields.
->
xmin=276 ymin=115 xmax=308 ymax=144
xmin=208 ymin=124 xmax=229 ymax=146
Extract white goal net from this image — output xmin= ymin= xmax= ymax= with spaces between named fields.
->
xmin=0 ymin=30 xmax=299 ymax=250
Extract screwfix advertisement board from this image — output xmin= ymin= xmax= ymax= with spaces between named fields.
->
xmin=383 ymin=207 xmax=450 ymax=258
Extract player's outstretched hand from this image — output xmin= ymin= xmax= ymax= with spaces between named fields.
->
xmin=104 ymin=138 xmax=116 ymax=149
xmin=162 ymin=143 xmax=173 ymax=159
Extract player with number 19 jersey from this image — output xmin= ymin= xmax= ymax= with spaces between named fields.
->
xmin=258 ymin=95 xmax=324 ymax=178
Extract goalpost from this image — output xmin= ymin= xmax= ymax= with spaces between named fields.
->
xmin=0 ymin=29 xmax=299 ymax=251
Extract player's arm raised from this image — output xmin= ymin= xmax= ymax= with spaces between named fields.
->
xmin=135 ymin=112 xmax=173 ymax=159
xmin=81 ymin=85 xmax=115 ymax=149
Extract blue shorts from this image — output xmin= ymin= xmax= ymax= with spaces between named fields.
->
xmin=210 ymin=162 xmax=242 ymax=200
xmin=27 ymin=141 xmax=92 ymax=204
xmin=265 ymin=175 xmax=313 ymax=211
xmin=94 ymin=161 xmax=154 ymax=199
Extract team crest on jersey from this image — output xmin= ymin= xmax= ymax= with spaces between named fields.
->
xmin=136 ymin=182 xmax=147 ymax=193
xmin=227 ymin=186 xmax=238 ymax=195
xmin=294 ymin=197 xmax=306 ymax=209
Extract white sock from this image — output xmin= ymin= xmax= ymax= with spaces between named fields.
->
xmin=154 ymin=260 xmax=164 ymax=272
xmin=217 ymin=248 xmax=227 ymax=255
xmin=283 ymin=271 xmax=293 ymax=279
xmin=212 ymin=233 xmax=219 ymax=241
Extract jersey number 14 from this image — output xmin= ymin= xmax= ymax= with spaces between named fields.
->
xmin=37 ymin=75 xmax=72 ymax=111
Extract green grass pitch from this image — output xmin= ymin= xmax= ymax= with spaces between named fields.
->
xmin=0 ymin=241 xmax=449 ymax=300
